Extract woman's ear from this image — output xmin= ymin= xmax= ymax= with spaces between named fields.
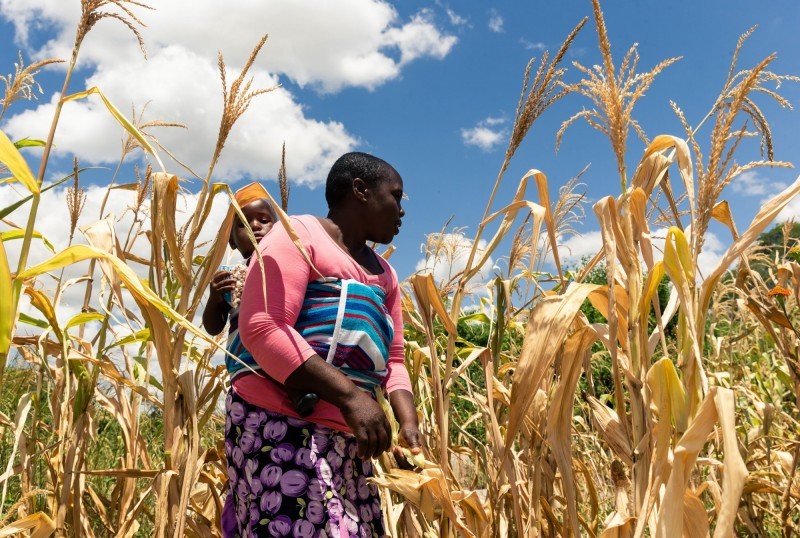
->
xmin=352 ymin=177 xmax=368 ymax=202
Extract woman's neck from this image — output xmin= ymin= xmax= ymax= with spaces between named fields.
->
xmin=326 ymin=209 xmax=367 ymax=257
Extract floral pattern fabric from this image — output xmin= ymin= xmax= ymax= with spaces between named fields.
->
xmin=225 ymin=390 xmax=385 ymax=538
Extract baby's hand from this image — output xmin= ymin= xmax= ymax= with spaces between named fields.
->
xmin=209 ymin=270 xmax=235 ymax=304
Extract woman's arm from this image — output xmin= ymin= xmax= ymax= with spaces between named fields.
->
xmin=380 ymin=264 xmax=421 ymax=457
xmin=238 ymin=219 xmax=392 ymax=458
xmin=284 ymin=355 xmax=392 ymax=459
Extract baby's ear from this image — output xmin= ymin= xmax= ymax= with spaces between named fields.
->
xmin=228 ymin=234 xmax=237 ymax=249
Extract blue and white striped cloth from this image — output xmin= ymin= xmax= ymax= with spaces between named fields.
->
xmin=226 ymin=277 xmax=393 ymax=395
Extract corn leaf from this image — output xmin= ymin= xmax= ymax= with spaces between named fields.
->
xmin=18 ymin=245 xmax=218 ymax=348
xmin=62 ymin=87 xmax=162 ymax=170
xmin=13 ymin=138 xmax=46 ymax=149
xmin=0 ymin=128 xmax=39 ymax=194
xmin=1 ymin=229 xmax=56 ymax=253
xmin=0 ymin=512 xmax=56 ymax=538
xmin=0 ymin=171 xmax=78 ymax=219
xmin=65 ymin=312 xmax=106 ymax=330
xmin=106 ymin=329 xmax=151 ymax=350
xmin=18 ymin=312 xmax=49 ymax=329
xmin=506 ymin=282 xmax=600 ymax=446
xmin=0 ymin=238 xmax=12 ymax=361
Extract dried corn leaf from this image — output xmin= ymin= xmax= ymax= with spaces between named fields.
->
xmin=80 ymin=216 xmax=126 ymax=309
xmin=585 ymin=394 xmax=633 ymax=466
xmin=411 ymin=273 xmax=457 ymax=336
xmin=682 ymin=490 xmax=709 ymax=538
xmin=547 ymin=325 xmax=598 ymax=537
xmin=465 ymin=169 xmax=547 ymax=285
xmin=151 ymin=173 xmax=191 ymax=287
xmin=711 ymin=388 xmax=747 ymax=538
xmin=641 ymin=135 xmax=695 ymax=223
xmin=506 ymin=282 xmax=600 ymax=447
xmin=0 ymin=512 xmax=56 ymax=538
xmin=700 ymin=174 xmax=800 ymax=314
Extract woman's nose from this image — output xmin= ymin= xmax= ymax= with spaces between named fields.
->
xmin=399 ymin=206 xmax=405 ymax=217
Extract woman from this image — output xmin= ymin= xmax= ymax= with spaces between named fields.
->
xmin=228 ymin=152 xmax=420 ymax=537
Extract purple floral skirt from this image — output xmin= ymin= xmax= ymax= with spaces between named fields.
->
xmin=224 ymin=390 xmax=386 ymax=538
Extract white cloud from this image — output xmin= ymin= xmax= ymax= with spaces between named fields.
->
xmin=384 ymin=9 xmax=457 ymax=67
xmin=445 ymin=7 xmax=467 ymax=26
xmin=1 ymin=181 xmax=230 ymax=329
xmin=776 ymin=196 xmax=800 ymax=223
xmin=461 ymin=116 xmax=506 ymax=152
xmin=415 ymin=233 xmax=495 ymax=294
xmin=521 ymin=39 xmax=547 ymax=51
xmin=488 ymin=9 xmax=504 ymax=33
xmin=0 ymin=0 xmax=457 ymax=186
xmin=730 ymin=171 xmax=786 ymax=197
xmin=695 ymin=231 xmax=727 ymax=279
xmin=557 ymin=231 xmax=603 ymax=266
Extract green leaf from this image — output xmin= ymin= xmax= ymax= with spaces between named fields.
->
xmin=18 ymin=312 xmax=49 ymax=329
xmin=13 ymin=138 xmax=46 ymax=149
xmin=1 ymin=229 xmax=56 ymax=253
xmin=459 ymin=312 xmax=491 ymax=324
xmin=105 ymin=328 xmax=150 ymax=350
xmin=0 ymin=128 xmax=38 ymax=194
xmin=65 ymin=312 xmax=106 ymax=330
xmin=0 ymin=169 xmax=91 ymax=220
xmin=133 ymin=356 xmax=163 ymax=392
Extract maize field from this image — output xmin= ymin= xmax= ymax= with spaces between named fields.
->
xmin=1 ymin=0 xmax=799 ymax=536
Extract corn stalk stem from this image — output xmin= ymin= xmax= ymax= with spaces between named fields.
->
xmin=3 ymin=41 xmax=82 ymax=387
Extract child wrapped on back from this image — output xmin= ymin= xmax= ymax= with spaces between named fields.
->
xmin=202 ymin=182 xmax=319 ymax=415
xmin=204 ymin=183 xmax=321 ymax=536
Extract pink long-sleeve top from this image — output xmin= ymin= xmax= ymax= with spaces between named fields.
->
xmin=235 ymin=214 xmax=411 ymax=433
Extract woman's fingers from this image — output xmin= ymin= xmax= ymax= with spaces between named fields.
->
xmin=401 ymin=428 xmax=422 ymax=453
xmin=376 ymin=418 xmax=390 ymax=456
xmin=364 ymin=426 xmax=377 ymax=460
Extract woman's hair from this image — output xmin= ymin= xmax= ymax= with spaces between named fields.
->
xmin=325 ymin=152 xmax=396 ymax=208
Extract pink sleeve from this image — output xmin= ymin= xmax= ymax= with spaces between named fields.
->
xmin=382 ymin=264 xmax=413 ymax=394
xmin=237 ymin=219 xmax=317 ymax=383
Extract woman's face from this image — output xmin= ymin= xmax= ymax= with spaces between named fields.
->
xmin=363 ymin=171 xmax=405 ymax=244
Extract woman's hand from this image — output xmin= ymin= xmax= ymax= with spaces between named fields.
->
xmin=388 ymin=389 xmax=422 ymax=469
xmin=340 ymin=390 xmax=393 ymax=460
xmin=393 ymin=424 xmax=423 ymax=470
xmin=284 ymin=356 xmax=392 ymax=460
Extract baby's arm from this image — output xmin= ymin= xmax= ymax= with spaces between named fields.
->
xmin=202 ymin=270 xmax=234 ymax=335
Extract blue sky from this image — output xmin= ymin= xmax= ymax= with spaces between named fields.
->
xmin=1 ymin=0 xmax=799 ymax=289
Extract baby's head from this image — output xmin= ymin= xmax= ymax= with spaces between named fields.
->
xmin=228 ymin=198 xmax=277 ymax=259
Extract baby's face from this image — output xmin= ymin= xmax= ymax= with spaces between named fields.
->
xmin=231 ymin=199 xmax=276 ymax=256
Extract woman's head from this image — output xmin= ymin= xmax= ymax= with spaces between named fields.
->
xmin=229 ymin=198 xmax=277 ymax=258
xmin=325 ymin=152 xmax=405 ymax=244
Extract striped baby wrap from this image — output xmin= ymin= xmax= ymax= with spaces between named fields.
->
xmin=294 ymin=278 xmax=393 ymax=393
xmin=226 ymin=277 xmax=394 ymax=395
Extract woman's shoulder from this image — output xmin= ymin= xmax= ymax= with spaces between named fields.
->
xmin=286 ymin=215 xmax=326 ymax=237
xmin=374 ymin=253 xmax=399 ymax=288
